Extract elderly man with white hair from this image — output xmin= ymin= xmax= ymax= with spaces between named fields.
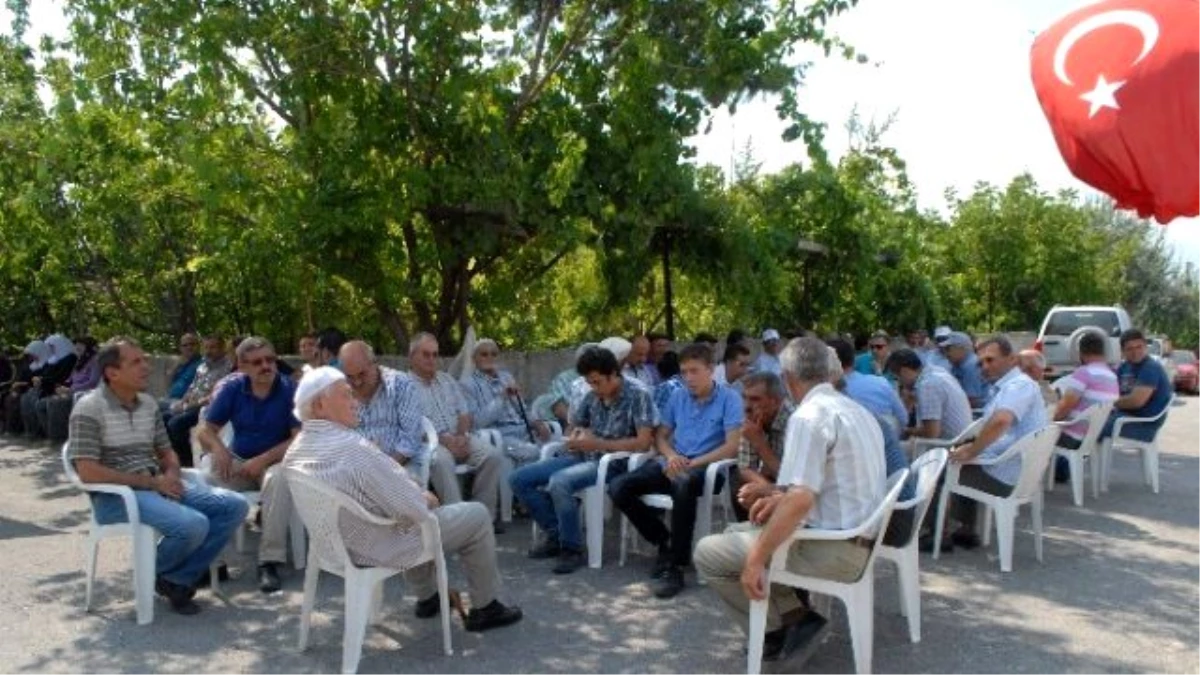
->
xmin=694 ymin=337 xmax=886 ymax=663
xmin=283 ymin=367 xmax=523 ymax=631
xmin=460 ymin=338 xmax=551 ymax=465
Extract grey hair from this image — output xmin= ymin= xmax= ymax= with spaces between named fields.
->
xmin=741 ymin=371 xmax=786 ymax=400
xmin=409 ymin=332 xmax=438 ymax=357
xmin=979 ymin=334 xmax=1013 ymax=356
xmin=779 ymin=337 xmax=831 ymax=384
xmin=235 ymin=336 xmax=274 ymax=361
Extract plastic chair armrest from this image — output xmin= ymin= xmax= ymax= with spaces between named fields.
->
xmin=82 ymin=482 xmax=142 ymax=524
xmin=627 ymin=451 xmax=657 ymax=471
xmin=596 ymin=451 xmax=633 ymax=484
xmin=704 ymin=458 xmax=737 ymax=495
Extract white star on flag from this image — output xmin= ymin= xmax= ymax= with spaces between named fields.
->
xmin=1079 ymin=74 xmax=1126 ymax=118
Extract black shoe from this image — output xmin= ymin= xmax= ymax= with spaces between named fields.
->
xmin=653 ymin=566 xmax=685 ymax=599
xmin=528 ymin=539 xmax=561 ymax=560
xmin=415 ymin=593 xmax=441 ymax=619
xmin=552 ymin=549 xmax=586 ymax=575
xmin=651 ymin=547 xmax=672 ymax=578
xmin=258 ymin=563 xmax=282 ymax=594
xmin=919 ymin=533 xmax=953 ymax=554
xmin=155 ymin=576 xmax=201 ymax=615
xmin=951 ymin=531 xmax=982 ymax=550
xmin=195 ymin=564 xmax=231 ymax=588
xmin=463 ymin=600 xmax=524 ymax=632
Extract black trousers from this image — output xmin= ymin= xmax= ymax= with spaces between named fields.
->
xmin=166 ymin=407 xmax=203 ymax=467
xmin=608 ymin=460 xmax=723 ymax=567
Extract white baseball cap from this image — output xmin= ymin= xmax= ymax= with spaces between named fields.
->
xmin=761 ymin=329 xmax=781 ymax=342
xmin=933 ymin=325 xmax=952 ymax=343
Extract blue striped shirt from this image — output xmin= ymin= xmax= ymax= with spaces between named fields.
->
xmin=978 ymin=368 xmax=1048 ymax=485
xmin=356 ymin=366 xmax=425 ymax=461
xmin=915 ymin=366 xmax=973 ymax=440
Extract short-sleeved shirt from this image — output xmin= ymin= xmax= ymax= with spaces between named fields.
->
xmin=205 ymin=373 xmax=299 ymax=460
xmin=737 ymin=401 xmax=796 ymax=479
xmin=623 ymin=362 xmax=660 ymax=388
xmin=68 ymin=384 xmax=165 ymax=476
xmin=411 ymin=371 xmax=469 ymax=435
xmin=167 ymin=355 xmax=202 ymax=399
xmin=1116 ymin=357 xmax=1173 ymax=423
xmin=357 ymin=366 xmax=425 ymax=460
xmin=661 ymin=381 xmax=743 ymax=459
xmin=919 ymin=347 xmax=950 ymax=371
xmin=951 ymin=352 xmax=990 ymax=407
xmin=914 ymin=366 xmax=974 ymax=440
xmin=778 ymin=383 xmax=886 ymax=530
xmin=654 ymin=376 xmax=685 ymax=418
xmin=181 ymin=357 xmax=233 ymax=408
xmin=754 ymin=352 xmax=782 ymax=376
xmin=532 ymin=368 xmax=578 ymax=421
xmin=570 ymin=377 xmax=657 ymax=440
xmin=1058 ymin=361 xmax=1119 ymax=439
xmin=977 ymin=368 xmax=1048 ymax=485
xmin=843 ymin=371 xmax=907 ymax=426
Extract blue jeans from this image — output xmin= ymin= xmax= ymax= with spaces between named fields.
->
xmin=91 ymin=476 xmax=250 ymax=587
xmin=510 ymin=454 xmax=621 ymax=551
xmin=1100 ymin=410 xmax=1164 ymax=442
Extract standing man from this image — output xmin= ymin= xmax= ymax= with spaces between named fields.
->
xmin=829 ymin=339 xmax=908 ymax=430
xmin=608 ymin=342 xmax=743 ymax=599
xmin=728 ymin=372 xmax=795 ymax=523
xmin=509 ymin=347 xmax=655 ymax=574
xmin=197 ymin=337 xmax=300 ymax=593
xmin=69 ymin=337 xmax=248 ymax=615
xmin=694 ymin=337 xmax=885 ymax=661
xmin=339 ymin=341 xmax=428 ymax=482
xmin=753 ymin=329 xmax=783 ymax=375
xmin=407 ymin=333 xmax=507 ymax=530
xmin=854 ymin=330 xmax=892 ymax=377
xmin=715 ymin=343 xmax=753 ymax=389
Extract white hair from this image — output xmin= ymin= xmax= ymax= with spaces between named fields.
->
xmin=779 ymin=337 xmax=831 ymax=384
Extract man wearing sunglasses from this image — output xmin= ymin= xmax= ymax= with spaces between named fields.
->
xmin=198 ymin=336 xmax=301 ymax=594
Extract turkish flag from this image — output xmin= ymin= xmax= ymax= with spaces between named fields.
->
xmin=1031 ymin=0 xmax=1198 ymax=224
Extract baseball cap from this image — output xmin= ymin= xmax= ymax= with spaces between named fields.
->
xmin=761 ymin=329 xmax=781 ymax=342
xmin=933 ymin=325 xmax=952 ymax=343
xmin=943 ymin=332 xmax=973 ymax=349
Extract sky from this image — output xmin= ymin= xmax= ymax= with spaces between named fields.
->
xmin=4 ymin=0 xmax=1198 ymax=268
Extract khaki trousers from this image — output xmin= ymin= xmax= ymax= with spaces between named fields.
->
xmin=203 ymin=460 xmax=292 ymax=565
xmin=428 ymin=435 xmax=509 ymax=521
xmin=694 ymin=522 xmax=871 ymax=633
xmin=405 ymin=502 xmax=499 ymax=607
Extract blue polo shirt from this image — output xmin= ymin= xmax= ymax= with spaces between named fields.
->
xmin=205 ymin=373 xmax=299 ymax=460
xmin=662 ymin=381 xmax=743 ymax=459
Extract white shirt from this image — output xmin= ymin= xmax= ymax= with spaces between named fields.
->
xmin=778 ymin=383 xmax=886 ymax=530
xmin=754 ymin=352 xmax=782 ymax=375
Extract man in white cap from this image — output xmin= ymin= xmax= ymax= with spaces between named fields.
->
xmin=753 ymin=329 xmax=783 ymax=375
xmin=283 ymin=367 xmax=523 ymax=631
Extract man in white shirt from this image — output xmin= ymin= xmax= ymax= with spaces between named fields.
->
xmin=694 ymin=337 xmax=886 ymax=661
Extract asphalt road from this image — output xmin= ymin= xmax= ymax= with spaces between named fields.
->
xmin=0 ymin=398 xmax=1196 ymax=673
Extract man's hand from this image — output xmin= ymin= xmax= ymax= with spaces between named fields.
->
xmin=533 ymin=420 xmax=551 ymax=442
xmin=740 ymin=559 xmax=768 ymax=601
xmin=210 ymin=447 xmax=235 ymax=482
xmin=567 ymin=433 xmax=603 ymax=453
xmin=153 ymin=474 xmax=185 ymax=500
xmin=737 ymin=481 xmax=778 ymax=510
xmin=949 ymin=444 xmax=971 ymax=464
xmin=742 ymin=412 xmax=766 ymax=443
xmin=237 ymin=455 xmax=269 ymax=484
xmin=664 ymin=454 xmax=690 ymax=479
xmin=441 ymin=434 xmax=470 ymax=461
xmin=424 ymin=491 xmax=441 ymax=510
xmin=749 ymin=492 xmax=783 ymax=525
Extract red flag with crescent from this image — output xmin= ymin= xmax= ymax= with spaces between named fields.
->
xmin=1031 ymin=0 xmax=1198 ymax=224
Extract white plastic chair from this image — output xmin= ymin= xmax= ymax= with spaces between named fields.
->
xmin=62 ymin=443 xmax=219 ymax=625
xmin=932 ymin=425 xmax=1059 ymax=572
xmin=907 ymin=416 xmax=984 ymax=460
xmin=876 ymin=449 xmax=949 ymax=644
xmin=747 ymin=469 xmax=909 ymax=675
xmin=1098 ymin=397 xmax=1173 ymax=494
xmin=1044 ymin=400 xmax=1113 ymax=505
xmin=415 ymin=417 xmax=439 ymax=488
xmin=617 ymin=453 xmax=737 ymax=566
xmin=287 ymin=470 xmax=452 ymax=674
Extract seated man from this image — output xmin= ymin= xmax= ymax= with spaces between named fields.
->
xmin=885 ymin=348 xmax=973 ymax=443
xmin=608 ymin=342 xmax=743 ymax=599
xmin=197 ymin=336 xmax=300 ymax=593
xmin=531 ymin=342 xmax=597 ymax=427
xmin=510 ymin=347 xmax=655 ymax=574
xmin=339 ymin=341 xmax=428 ymax=482
xmin=69 ymin=337 xmax=248 ymax=615
xmin=408 ymin=333 xmax=507 ymax=529
xmin=315 ymin=327 xmax=347 ymax=368
xmin=714 ymin=343 xmax=752 ymax=389
xmin=1101 ymin=328 xmax=1173 ymax=443
xmin=694 ymin=337 xmax=885 ymax=662
xmin=165 ymin=335 xmax=233 ymax=467
xmin=283 ymin=367 xmax=523 ymax=631
xmin=942 ymin=332 xmax=990 ymax=409
xmin=1018 ymin=349 xmax=1057 ymax=405
xmin=829 ymin=338 xmax=907 ymax=431
xmin=622 ymin=335 xmax=660 ymax=387
xmin=854 ymin=330 xmax=891 ymax=377
xmin=161 ymin=333 xmax=201 ymax=411
xmin=1053 ymin=332 xmax=1119 ymax=476
xmin=297 ymin=332 xmax=320 ymax=376
xmin=729 ymin=372 xmax=795 ymax=523
xmin=929 ymin=335 xmax=1047 ymax=551
xmin=460 ymin=339 xmax=551 ymax=464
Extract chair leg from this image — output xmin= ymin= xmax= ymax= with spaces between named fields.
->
xmin=1044 ymin=454 xmax=1055 ymax=493
xmin=585 ymin=489 xmax=603 ymax=569
xmin=898 ymin=547 xmax=921 ymax=643
xmin=132 ymin=526 xmax=156 ymax=626
xmin=932 ymin=487 xmax=950 ymax=560
xmin=1099 ymin=439 xmax=1113 ymax=492
xmin=981 ymin=506 xmax=993 ymax=549
xmin=618 ymin=516 xmax=628 ymax=567
xmin=434 ymin=551 xmax=453 ymax=656
xmin=369 ymin=579 xmax=385 ymax=624
xmin=1089 ymin=451 xmax=1100 ymax=500
xmin=846 ymin=582 xmax=875 ymax=674
xmin=995 ymin=504 xmax=1015 ymax=573
xmin=342 ymin=573 xmax=373 ymax=674
xmin=1032 ymin=493 xmax=1044 ymax=563
xmin=746 ymin=598 xmax=769 ymax=675
xmin=1143 ymin=444 xmax=1160 ymax=494
xmin=84 ymin=533 xmax=100 ymax=612
xmin=499 ymin=459 xmax=514 ymax=523
xmin=290 ymin=506 xmax=307 ymax=570
xmin=235 ymin=523 xmax=247 ymax=553
xmin=1068 ymin=453 xmax=1084 ymax=506
xmin=298 ymin=563 xmax=320 ymax=650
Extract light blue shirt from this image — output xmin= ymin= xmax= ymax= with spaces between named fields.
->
xmin=462 ymin=369 xmax=527 ymax=440
xmin=977 ymin=367 xmax=1047 ymax=485
xmin=753 ymin=352 xmax=782 ymax=375
xmin=357 ymin=366 xmax=426 ymax=463
xmin=921 ymin=348 xmax=950 ymax=371
xmin=662 ymin=381 xmax=744 ymax=459
xmin=951 ymin=352 xmax=990 ymax=407
xmin=843 ymin=371 xmax=908 ymax=427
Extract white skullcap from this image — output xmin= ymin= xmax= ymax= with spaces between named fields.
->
xmin=293 ymin=366 xmax=346 ymax=420
xmin=599 ymin=337 xmax=632 ymax=363
xmin=574 ymin=342 xmax=599 ymax=361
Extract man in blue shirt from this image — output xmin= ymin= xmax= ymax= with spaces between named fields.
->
xmin=197 ymin=336 xmax=300 ymax=594
xmin=828 ymin=338 xmax=908 ymax=429
xmin=1101 ymin=329 xmax=1173 ymax=442
xmin=164 ymin=333 xmax=202 ymax=405
xmin=943 ymin=332 xmax=990 ymax=408
xmin=608 ymin=342 xmax=743 ymax=599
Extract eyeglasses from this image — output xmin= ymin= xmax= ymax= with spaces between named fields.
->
xmin=246 ymin=355 xmax=277 ymax=368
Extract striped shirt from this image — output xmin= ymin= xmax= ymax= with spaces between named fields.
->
xmin=357 ymin=366 xmax=425 ymax=460
xmin=411 ymin=371 xmax=469 ymax=435
xmin=1057 ymin=362 xmax=1119 ymax=440
xmin=283 ymin=419 xmax=430 ymax=569
xmin=778 ymin=383 xmax=886 ymax=530
xmin=68 ymin=384 xmax=166 ymax=475
xmin=978 ymin=368 xmax=1048 ymax=485
xmin=180 ymin=357 xmax=233 ymax=408
xmin=461 ymin=369 xmax=526 ymax=437
xmin=915 ymin=365 xmax=974 ymax=440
